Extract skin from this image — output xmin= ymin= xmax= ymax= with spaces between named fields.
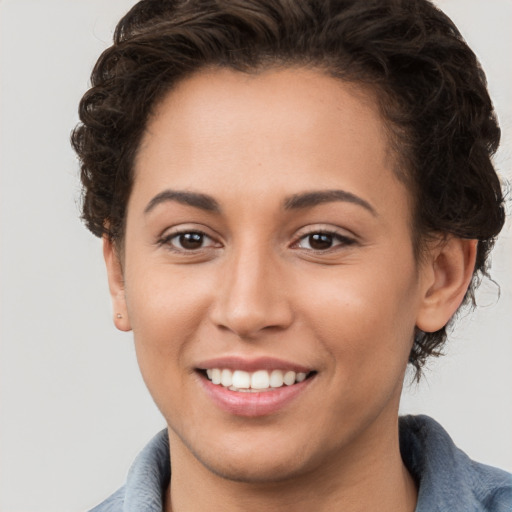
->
xmin=104 ymin=67 xmax=476 ymax=512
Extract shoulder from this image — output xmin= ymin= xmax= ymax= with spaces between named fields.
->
xmin=88 ymin=429 xmax=170 ymax=512
xmin=400 ymin=415 xmax=512 ymax=512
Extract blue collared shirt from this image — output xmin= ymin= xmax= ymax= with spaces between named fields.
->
xmin=89 ymin=415 xmax=512 ymax=511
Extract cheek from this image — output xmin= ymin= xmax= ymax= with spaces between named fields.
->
xmin=126 ymin=261 xmax=213 ymax=332
xmin=123 ymin=264 xmax=215 ymax=388
xmin=298 ymin=257 xmax=419 ymax=381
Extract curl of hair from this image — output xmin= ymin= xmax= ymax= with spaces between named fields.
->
xmin=71 ymin=0 xmax=505 ymax=377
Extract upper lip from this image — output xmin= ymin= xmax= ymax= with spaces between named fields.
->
xmin=196 ymin=356 xmax=313 ymax=373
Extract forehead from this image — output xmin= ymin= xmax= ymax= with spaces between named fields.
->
xmin=132 ymin=67 xmax=409 ymax=219
xmin=142 ymin=67 xmax=389 ymax=154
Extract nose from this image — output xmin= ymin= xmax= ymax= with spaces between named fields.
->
xmin=210 ymin=243 xmax=294 ymax=339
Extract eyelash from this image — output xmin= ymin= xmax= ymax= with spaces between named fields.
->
xmin=157 ymin=230 xmax=219 ymax=253
xmin=157 ymin=228 xmax=356 ymax=253
xmin=293 ymin=230 xmax=356 ymax=251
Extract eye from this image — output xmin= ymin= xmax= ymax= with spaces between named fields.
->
xmin=159 ymin=231 xmax=218 ymax=251
xmin=296 ymin=231 xmax=355 ymax=251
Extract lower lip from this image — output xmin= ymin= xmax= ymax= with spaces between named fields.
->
xmin=199 ymin=374 xmax=314 ymax=417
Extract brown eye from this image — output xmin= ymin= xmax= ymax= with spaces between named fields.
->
xmin=308 ymin=233 xmax=334 ymax=250
xmin=178 ymin=232 xmax=205 ymax=249
xmin=296 ymin=231 xmax=355 ymax=251
xmin=161 ymin=231 xmax=218 ymax=251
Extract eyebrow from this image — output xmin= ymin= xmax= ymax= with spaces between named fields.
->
xmin=144 ymin=188 xmax=376 ymax=216
xmin=283 ymin=190 xmax=377 ymax=216
xmin=144 ymin=190 xmax=221 ymax=214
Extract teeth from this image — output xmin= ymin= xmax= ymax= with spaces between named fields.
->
xmin=251 ymin=370 xmax=270 ymax=389
xmin=232 ymin=370 xmax=250 ymax=389
xmin=269 ymin=369 xmax=284 ymax=387
xmin=211 ymin=368 xmax=221 ymax=385
xmin=221 ymin=369 xmax=232 ymax=387
xmin=204 ymin=368 xmax=310 ymax=391
xmin=283 ymin=370 xmax=296 ymax=386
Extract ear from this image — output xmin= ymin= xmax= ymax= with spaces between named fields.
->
xmin=103 ymin=235 xmax=132 ymax=332
xmin=416 ymin=237 xmax=477 ymax=333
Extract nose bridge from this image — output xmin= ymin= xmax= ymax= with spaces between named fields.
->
xmin=212 ymin=236 xmax=291 ymax=337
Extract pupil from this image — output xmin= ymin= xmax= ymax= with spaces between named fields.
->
xmin=180 ymin=233 xmax=203 ymax=249
xmin=309 ymin=233 xmax=333 ymax=250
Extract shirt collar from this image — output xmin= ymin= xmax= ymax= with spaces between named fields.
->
xmin=119 ymin=416 xmax=512 ymax=511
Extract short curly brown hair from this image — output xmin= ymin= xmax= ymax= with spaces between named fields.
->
xmin=71 ymin=0 xmax=505 ymax=375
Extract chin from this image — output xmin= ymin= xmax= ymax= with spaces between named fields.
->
xmin=198 ymin=451 xmax=312 ymax=485
xmin=181 ymin=428 xmax=318 ymax=484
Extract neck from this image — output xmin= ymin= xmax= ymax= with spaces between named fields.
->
xmin=165 ymin=414 xmax=417 ymax=512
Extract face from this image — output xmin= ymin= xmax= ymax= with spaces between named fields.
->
xmin=108 ymin=67 xmax=437 ymax=483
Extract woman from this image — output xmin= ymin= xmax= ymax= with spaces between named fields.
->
xmin=72 ymin=0 xmax=512 ymax=510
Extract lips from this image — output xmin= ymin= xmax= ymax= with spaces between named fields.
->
xmin=196 ymin=356 xmax=316 ymax=416
xmin=197 ymin=356 xmax=312 ymax=373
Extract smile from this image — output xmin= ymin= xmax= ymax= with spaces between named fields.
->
xmin=197 ymin=359 xmax=316 ymax=416
xmin=205 ymin=368 xmax=310 ymax=392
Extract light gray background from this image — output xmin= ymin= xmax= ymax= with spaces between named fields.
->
xmin=0 ymin=1 xmax=510 ymax=511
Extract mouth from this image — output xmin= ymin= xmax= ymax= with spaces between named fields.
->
xmin=200 ymin=368 xmax=314 ymax=392
xmin=195 ymin=358 xmax=317 ymax=417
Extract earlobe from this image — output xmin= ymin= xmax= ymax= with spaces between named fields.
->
xmin=416 ymin=237 xmax=477 ymax=333
xmin=103 ymin=235 xmax=132 ymax=332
